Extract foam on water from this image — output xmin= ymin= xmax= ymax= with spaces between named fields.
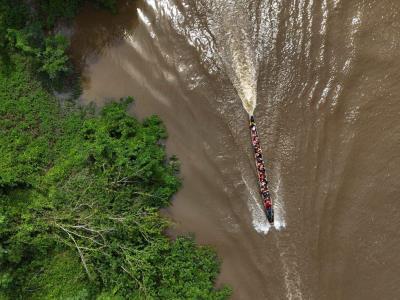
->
xmin=272 ymin=174 xmax=286 ymax=230
xmin=242 ymin=174 xmax=286 ymax=234
xmin=230 ymin=43 xmax=258 ymax=115
xmin=141 ymin=0 xmax=285 ymax=234
xmin=242 ymin=174 xmax=271 ymax=234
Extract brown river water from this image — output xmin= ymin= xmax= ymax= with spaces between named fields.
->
xmin=70 ymin=1 xmax=400 ymax=299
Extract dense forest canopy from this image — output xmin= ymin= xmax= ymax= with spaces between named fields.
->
xmin=0 ymin=1 xmax=230 ymax=299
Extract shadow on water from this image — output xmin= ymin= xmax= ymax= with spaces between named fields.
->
xmin=70 ymin=1 xmax=139 ymax=78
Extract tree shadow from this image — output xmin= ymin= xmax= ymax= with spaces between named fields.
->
xmin=69 ymin=0 xmax=139 ymax=79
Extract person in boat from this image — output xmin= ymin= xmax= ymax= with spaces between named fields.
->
xmin=261 ymin=184 xmax=269 ymax=193
xmin=264 ymin=198 xmax=273 ymax=222
xmin=259 ymin=173 xmax=266 ymax=182
xmin=264 ymin=199 xmax=272 ymax=209
xmin=262 ymin=188 xmax=270 ymax=196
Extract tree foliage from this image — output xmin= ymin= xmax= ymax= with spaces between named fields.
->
xmin=0 ymin=60 xmax=230 ymax=299
xmin=39 ymin=34 xmax=70 ymax=79
xmin=0 ymin=0 xmax=230 ymax=298
xmin=0 ymin=0 xmax=119 ymax=84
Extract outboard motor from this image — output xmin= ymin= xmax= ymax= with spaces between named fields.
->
xmin=265 ymin=207 xmax=274 ymax=224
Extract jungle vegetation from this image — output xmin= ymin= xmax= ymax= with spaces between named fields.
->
xmin=0 ymin=1 xmax=230 ymax=299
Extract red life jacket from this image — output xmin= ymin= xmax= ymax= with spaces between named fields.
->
xmin=264 ymin=200 xmax=272 ymax=209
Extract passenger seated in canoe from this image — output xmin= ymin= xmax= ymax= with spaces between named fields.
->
xmin=264 ymin=199 xmax=272 ymax=209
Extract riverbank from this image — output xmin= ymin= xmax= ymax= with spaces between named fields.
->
xmin=0 ymin=1 xmax=230 ymax=298
xmin=70 ymin=1 xmax=400 ymax=299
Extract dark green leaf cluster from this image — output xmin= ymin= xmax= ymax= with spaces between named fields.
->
xmin=0 ymin=1 xmax=230 ymax=298
xmin=0 ymin=0 xmax=119 ymax=84
xmin=0 ymin=59 xmax=230 ymax=299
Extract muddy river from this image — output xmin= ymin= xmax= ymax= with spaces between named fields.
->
xmin=71 ymin=1 xmax=400 ymax=299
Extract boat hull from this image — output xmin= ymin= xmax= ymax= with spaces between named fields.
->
xmin=249 ymin=115 xmax=274 ymax=224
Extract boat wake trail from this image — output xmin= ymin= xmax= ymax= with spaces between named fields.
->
xmin=213 ymin=1 xmax=284 ymax=232
xmin=242 ymin=173 xmax=285 ymax=234
xmin=272 ymin=174 xmax=286 ymax=230
xmin=140 ymin=0 xmax=285 ymax=234
xmin=275 ymin=237 xmax=304 ymax=300
xmin=209 ymin=1 xmax=259 ymax=116
xmin=229 ymin=44 xmax=257 ymax=115
xmin=242 ymin=174 xmax=271 ymax=234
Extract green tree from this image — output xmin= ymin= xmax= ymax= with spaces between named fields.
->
xmin=39 ymin=34 xmax=70 ymax=79
xmin=0 ymin=64 xmax=230 ymax=298
xmin=0 ymin=1 xmax=230 ymax=298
